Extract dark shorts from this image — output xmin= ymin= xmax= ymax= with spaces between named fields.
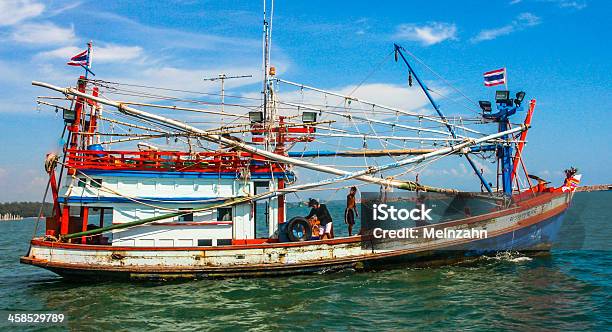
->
xmin=345 ymin=209 xmax=355 ymax=225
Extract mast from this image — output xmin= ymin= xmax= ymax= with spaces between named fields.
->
xmin=262 ymin=1 xmax=270 ymax=131
xmin=482 ymin=90 xmax=526 ymax=196
xmin=262 ymin=0 xmax=277 ymax=151
xmin=393 ymin=44 xmax=494 ymax=194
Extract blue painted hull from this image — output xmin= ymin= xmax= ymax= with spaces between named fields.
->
xmin=462 ymin=209 xmax=566 ymax=253
xmin=363 ymin=209 xmax=567 ymax=270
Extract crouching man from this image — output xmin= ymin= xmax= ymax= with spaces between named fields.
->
xmin=306 ymin=198 xmax=334 ymax=240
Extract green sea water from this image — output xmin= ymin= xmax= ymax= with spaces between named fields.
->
xmin=0 ymin=192 xmax=610 ymax=331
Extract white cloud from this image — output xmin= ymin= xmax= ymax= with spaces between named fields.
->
xmin=336 ymin=83 xmax=434 ymax=113
xmin=516 ymin=12 xmax=542 ymax=27
xmin=90 ymin=11 xmax=261 ymax=52
xmin=510 ymin=0 xmax=586 ymax=9
xmin=354 ymin=18 xmax=370 ymax=36
xmin=126 ymin=66 xmax=260 ymax=92
xmin=557 ymin=1 xmax=587 ymax=9
xmin=11 ymin=22 xmax=75 ymax=45
xmin=48 ymin=1 xmax=82 ymax=16
xmin=38 ymin=44 xmax=144 ymax=63
xmin=542 ymin=0 xmax=587 ymax=10
xmin=35 ymin=46 xmax=78 ymax=59
xmin=94 ymin=45 xmax=144 ymax=62
xmin=471 ymin=12 xmax=541 ymax=43
xmin=0 ymin=59 xmax=28 ymax=85
xmin=471 ymin=26 xmax=515 ymax=43
xmin=393 ymin=22 xmax=457 ymax=46
xmin=0 ymin=0 xmax=44 ymax=26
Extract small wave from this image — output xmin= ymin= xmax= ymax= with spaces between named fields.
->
xmin=475 ymin=251 xmax=533 ymax=264
xmin=507 ymin=256 xmax=532 ymax=263
xmin=489 ymin=251 xmax=532 ymax=263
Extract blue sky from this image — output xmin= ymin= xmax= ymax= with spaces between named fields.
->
xmin=0 ymin=0 xmax=610 ymax=201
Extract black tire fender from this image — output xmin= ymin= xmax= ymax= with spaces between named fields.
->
xmin=286 ymin=217 xmax=312 ymax=242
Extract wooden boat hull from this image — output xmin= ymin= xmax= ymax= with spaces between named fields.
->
xmin=20 ymin=192 xmax=572 ymax=280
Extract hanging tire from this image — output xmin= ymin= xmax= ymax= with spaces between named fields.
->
xmin=286 ymin=217 xmax=312 ymax=242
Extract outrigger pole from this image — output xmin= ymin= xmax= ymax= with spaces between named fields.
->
xmin=393 ymin=44 xmax=494 ymax=193
xmin=33 ymin=81 xmax=526 ymax=194
xmin=32 ymin=81 xmax=444 ymax=192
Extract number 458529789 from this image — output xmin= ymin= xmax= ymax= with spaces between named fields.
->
xmin=6 ymin=312 xmax=65 ymax=324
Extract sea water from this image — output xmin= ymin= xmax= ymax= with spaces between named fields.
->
xmin=0 ymin=192 xmax=610 ymax=331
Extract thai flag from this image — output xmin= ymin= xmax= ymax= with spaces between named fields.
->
xmin=67 ymin=49 xmax=88 ymax=66
xmin=483 ymin=68 xmax=506 ymax=87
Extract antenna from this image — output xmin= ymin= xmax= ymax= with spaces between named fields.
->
xmin=261 ymin=0 xmax=275 ymax=151
xmin=203 ymin=74 xmax=252 ymax=114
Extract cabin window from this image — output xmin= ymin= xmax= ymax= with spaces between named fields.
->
xmin=179 ymin=208 xmax=193 ymax=222
xmin=77 ymin=178 xmax=87 ymax=187
xmin=217 ymin=207 xmax=232 ymax=221
xmin=91 ymin=179 xmax=103 ymax=188
xmin=217 ymin=239 xmax=232 ymax=246
xmin=197 ymin=239 xmax=212 ymax=246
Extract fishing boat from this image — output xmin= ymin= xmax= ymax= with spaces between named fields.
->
xmin=20 ymin=6 xmax=581 ymax=280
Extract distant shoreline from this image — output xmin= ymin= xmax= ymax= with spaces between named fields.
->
xmin=0 ymin=202 xmax=52 ymax=219
xmin=576 ymin=184 xmax=612 ymax=192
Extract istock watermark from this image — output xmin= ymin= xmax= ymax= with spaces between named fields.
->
xmin=372 ymin=227 xmax=488 ymax=240
xmin=358 ymin=191 xmax=605 ymax=252
xmin=372 ymin=204 xmax=433 ymax=221
xmin=370 ymin=202 xmax=487 ymax=240
xmin=360 ymin=192 xmax=496 ymax=250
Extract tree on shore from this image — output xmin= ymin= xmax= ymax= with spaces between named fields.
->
xmin=0 ymin=202 xmax=52 ymax=218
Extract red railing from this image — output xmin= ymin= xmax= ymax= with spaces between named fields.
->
xmin=250 ymin=123 xmax=316 ymax=144
xmin=64 ymin=149 xmax=284 ymax=173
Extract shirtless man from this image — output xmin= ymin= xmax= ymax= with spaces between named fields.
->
xmin=344 ymin=186 xmax=359 ymax=236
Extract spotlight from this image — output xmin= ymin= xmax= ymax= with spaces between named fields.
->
xmin=495 ymin=90 xmax=509 ymax=101
xmin=478 ymin=101 xmax=492 ymax=113
xmin=495 ymin=90 xmax=513 ymax=106
xmin=302 ymin=112 xmax=317 ymax=123
xmin=249 ymin=111 xmax=263 ymax=123
xmin=63 ymin=109 xmax=76 ymax=123
xmin=514 ymin=91 xmax=526 ymax=106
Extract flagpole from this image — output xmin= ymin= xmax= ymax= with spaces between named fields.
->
xmin=85 ymin=41 xmax=93 ymax=78
xmin=504 ymin=67 xmax=508 ymax=90
xmin=80 ymin=41 xmax=95 ymax=77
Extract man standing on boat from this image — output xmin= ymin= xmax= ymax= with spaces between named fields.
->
xmin=306 ymin=198 xmax=334 ymax=240
xmin=345 ymin=186 xmax=359 ymax=236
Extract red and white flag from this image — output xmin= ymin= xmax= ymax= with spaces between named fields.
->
xmin=67 ymin=49 xmax=89 ymax=67
xmin=483 ymin=68 xmax=506 ymax=87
